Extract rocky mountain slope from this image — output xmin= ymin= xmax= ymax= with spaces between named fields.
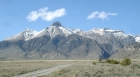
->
xmin=0 ymin=21 xmax=140 ymax=60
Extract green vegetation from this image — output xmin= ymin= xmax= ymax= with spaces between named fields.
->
xmin=92 ymin=62 xmax=96 ymax=65
xmin=105 ymin=59 xmax=112 ymax=63
xmin=98 ymin=58 xmax=102 ymax=62
xmin=105 ymin=59 xmax=119 ymax=64
xmin=121 ymin=58 xmax=131 ymax=66
xmin=105 ymin=58 xmax=131 ymax=66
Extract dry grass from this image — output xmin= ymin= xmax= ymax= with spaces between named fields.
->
xmin=0 ymin=60 xmax=77 ymax=77
xmin=0 ymin=60 xmax=140 ymax=77
xmin=42 ymin=59 xmax=140 ymax=77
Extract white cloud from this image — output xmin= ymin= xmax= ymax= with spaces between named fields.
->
xmin=107 ymin=13 xmax=118 ymax=16
xmin=27 ymin=11 xmax=40 ymax=21
xmin=87 ymin=11 xmax=99 ymax=19
xmin=87 ymin=11 xmax=117 ymax=20
xmin=26 ymin=7 xmax=66 ymax=21
xmin=98 ymin=11 xmax=108 ymax=20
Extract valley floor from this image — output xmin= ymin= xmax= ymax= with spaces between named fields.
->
xmin=0 ymin=60 xmax=140 ymax=77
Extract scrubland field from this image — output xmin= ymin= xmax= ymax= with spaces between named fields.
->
xmin=0 ymin=59 xmax=140 ymax=77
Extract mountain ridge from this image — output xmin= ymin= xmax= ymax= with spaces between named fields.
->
xmin=4 ymin=21 xmax=140 ymax=43
xmin=0 ymin=21 xmax=140 ymax=60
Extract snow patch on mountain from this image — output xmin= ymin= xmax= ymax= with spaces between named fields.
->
xmin=3 ymin=21 xmax=140 ymax=43
xmin=58 ymin=26 xmax=73 ymax=35
xmin=135 ymin=36 xmax=140 ymax=42
xmin=4 ymin=28 xmax=45 ymax=41
xmin=89 ymin=28 xmax=105 ymax=35
xmin=23 ymin=28 xmax=40 ymax=40
xmin=46 ymin=24 xmax=73 ymax=37
xmin=72 ymin=29 xmax=85 ymax=35
xmin=88 ymin=28 xmax=130 ymax=38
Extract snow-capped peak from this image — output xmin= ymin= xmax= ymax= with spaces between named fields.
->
xmin=72 ymin=29 xmax=83 ymax=33
xmin=92 ymin=28 xmax=123 ymax=33
xmin=23 ymin=28 xmax=46 ymax=40
xmin=135 ymin=35 xmax=140 ymax=42
xmin=89 ymin=28 xmax=129 ymax=37
xmin=4 ymin=21 xmax=74 ymax=41
xmin=3 ymin=21 xmax=140 ymax=43
xmin=22 ymin=28 xmax=38 ymax=40
xmin=4 ymin=28 xmax=45 ymax=41
xmin=71 ymin=29 xmax=85 ymax=35
xmin=46 ymin=22 xmax=73 ymax=37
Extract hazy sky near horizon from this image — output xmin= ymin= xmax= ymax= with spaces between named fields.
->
xmin=0 ymin=0 xmax=140 ymax=41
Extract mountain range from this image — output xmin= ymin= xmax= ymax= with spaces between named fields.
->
xmin=0 ymin=21 xmax=140 ymax=60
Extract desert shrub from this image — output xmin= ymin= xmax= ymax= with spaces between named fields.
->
xmin=121 ymin=58 xmax=131 ymax=66
xmin=130 ymin=64 xmax=140 ymax=70
xmin=92 ymin=62 xmax=96 ymax=65
xmin=105 ymin=59 xmax=112 ymax=63
xmin=84 ymin=72 xmax=90 ymax=77
xmin=121 ymin=61 xmax=127 ymax=66
xmin=98 ymin=58 xmax=102 ymax=62
xmin=105 ymin=59 xmax=119 ymax=64
xmin=111 ymin=60 xmax=119 ymax=64
xmin=20 ymin=70 xmax=28 ymax=74
xmin=2 ymin=75 xmax=10 ymax=77
xmin=56 ymin=69 xmax=70 ymax=75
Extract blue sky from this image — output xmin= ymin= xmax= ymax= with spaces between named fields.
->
xmin=0 ymin=0 xmax=140 ymax=41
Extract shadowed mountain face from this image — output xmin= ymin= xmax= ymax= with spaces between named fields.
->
xmin=0 ymin=21 xmax=139 ymax=60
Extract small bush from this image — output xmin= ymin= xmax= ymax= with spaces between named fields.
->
xmin=19 ymin=70 xmax=28 ymax=74
xmin=121 ymin=58 xmax=131 ymax=66
xmin=92 ymin=62 xmax=96 ymax=65
xmin=98 ymin=58 xmax=102 ymax=62
xmin=111 ymin=60 xmax=119 ymax=64
xmin=105 ymin=59 xmax=119 ymax=64
xmin=84 ymin=72 xmax=90 ymax=77
xmin=105 ymin=59 xmax=112 ymax=63
xmin=2 ymin=75 xmax=10 ymax=77
xmin=131 ymin=64 xmax=140 ymax=70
